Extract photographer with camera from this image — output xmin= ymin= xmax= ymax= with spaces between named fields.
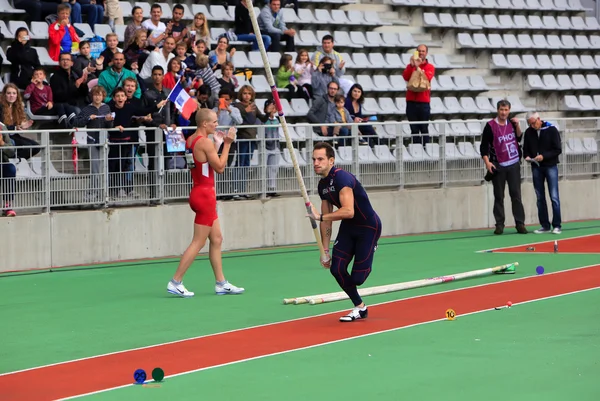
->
xmin=311 ymin=56 xmax=339 ymax=99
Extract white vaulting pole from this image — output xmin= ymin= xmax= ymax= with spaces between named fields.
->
xmin=246 ymin=0 xmax=327 ymax=262
xmin=283 ymin=262 xmax=519 ymax=305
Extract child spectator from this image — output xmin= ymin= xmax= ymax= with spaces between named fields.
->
xmin=294 ymin=49 xmax=314 ymax=100
xmin=123 ymin=29 xmax=149 ymax=71
xmin=72 ymin=85 xmax=114 ymax=202
xmin=276 ymin=53 xmax=303 ymax=101
xmin=73 ymin=40 xmax=104 ymax=82
xmin=174 ymin=42 xmax=189 ymax=71
xmin=194 ymin=54 xmax=221 ymax=103
xmin=218 ymin=62 xmax=239 ymax=95
xmin=23 ymin=68 xmax=55 ymax=117
xmin=214 ymin=88 xmax=242 ymax=199
xmin=326 ymin=94 xmax=352 ymax=146
xmin=107 ymin=87 xmax=166 ymax=198
xmin=49 ymin=3 xmax=81 ymax=62
xmin=99 ymin=33 xmax=122 ymax=70
xmin=263 ymin=99 xmax=280 ymax=198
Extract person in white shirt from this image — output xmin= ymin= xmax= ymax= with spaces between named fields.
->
xmin=142 ymin=3 xmax=169 ymax=48
xmin=139 ymin=36 xmax=176 ymax=80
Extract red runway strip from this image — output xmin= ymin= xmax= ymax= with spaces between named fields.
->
xmin=492 ymin=234 xmax=600 ymax=254
xmin=2 ymin=265 xmax=600 ymax=401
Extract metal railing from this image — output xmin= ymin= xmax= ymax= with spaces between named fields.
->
xmin=0 ymin=117 xmax=598 ymax=214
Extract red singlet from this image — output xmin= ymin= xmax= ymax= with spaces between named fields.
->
xmin=187 ymin=135 xmax=217 ymax=226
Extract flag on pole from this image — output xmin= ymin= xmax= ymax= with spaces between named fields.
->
xmin=167 ymin=81 xmax=197 ymax=120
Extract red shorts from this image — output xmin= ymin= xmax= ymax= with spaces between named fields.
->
xmin=189 ymin=187 xmax=218 ymax=226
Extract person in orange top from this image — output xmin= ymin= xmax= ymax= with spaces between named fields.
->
xmin=48 ymin=3 xmax=81 ymax=62
xmin=402 ymin=44 xmax=435 ymax=145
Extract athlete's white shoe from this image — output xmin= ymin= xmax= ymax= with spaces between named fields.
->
xmin=215 ymin=281 xmax=245 ymax=295
xmin=167 ymin=281 xmax=195 ymax=297
xmin=339 ymin=306 xmax=368 ymax=322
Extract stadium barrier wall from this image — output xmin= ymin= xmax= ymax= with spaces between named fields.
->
xmin=2 ymin=178 xmax=599 ymax=272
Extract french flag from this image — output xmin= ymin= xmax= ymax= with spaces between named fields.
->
xmin=167 ymin=81 xmax=197 ymax=120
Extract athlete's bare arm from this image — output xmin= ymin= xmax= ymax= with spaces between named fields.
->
xmin=322 ymin=187 xmax=355 ymax=221
xmin=200 ymin=138 xmax=231 ymax=174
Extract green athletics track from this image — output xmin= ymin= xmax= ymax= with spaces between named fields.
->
xmin=1 ymin=220 xmax=599 ymax=401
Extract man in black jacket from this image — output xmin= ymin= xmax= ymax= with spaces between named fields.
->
xmin=524 ymin=112 xmax=562 ymax=234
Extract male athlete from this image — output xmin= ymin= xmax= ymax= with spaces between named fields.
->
xmin=308 ymin=142 xmax=382 ymax=322
xmin=167 ymin=109 xmax=245 ymax=297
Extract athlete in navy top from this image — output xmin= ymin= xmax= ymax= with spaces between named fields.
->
xmin=308 ymin=142 xmax=382 ymax=322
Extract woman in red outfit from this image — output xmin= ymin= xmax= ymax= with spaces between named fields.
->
xmin=167 ymin=109 xmax=245 ymax=298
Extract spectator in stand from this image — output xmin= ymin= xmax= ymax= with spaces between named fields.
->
xmin=163 ymin=58 xmax=185 ymax=90
xmin=402 ymin=44 xmax=435 ymax=145
xmin=50 ymin=53 xmax=89 ymax=128
xmin=325 ymin=94 xmax=352 ymax=146
xmin=139 ymin=36 xmax=176 ymax=81
xmin=48 ymin=3 xmax=81 ymax=62
xmin=263 ymin=99 xmax=280 ymax=197
xmin=98 ymin=52 xmax=141 ymax=102
xmin=6 ymin=28 xmax=41 ymax=90
xmin=345 ymin=83 xmax=376 ymax=145
xmin=218 ymin=62 xmax=239 ymax=95
xmin=234 ymin=0 xmax=272 ymax=51
xmin=233 ymin=85 xmax=267 ymax=200
xmin=294 ymin=50 xmax=314 ymax=100
xmin=0 ymin=84 xmax=37 ymax=160
xmin=312 ymin=35 xmax=353 ymax=94
xmin=312 ymin=35 xmax=345 ymax=80
xmin=208 ymin=36 xmax=236 ymax=72
xmin=523 ymin=112 xmax=563 ymax=235
xmin=14 ymin=0 xmax=58 ymax=22
xmin=99 ymin=33 xmax=122 ymax=70
xmin=168 ymin=3 xmax=189 ymax=45
xmin=72 ymin=85 xmax=114 ymax=203
xmin=193 ymin=55 xmax=221 ymax=103
xmin=124 ymin=6 xmax=144 ymax=46
xmin=311 ymin=56 xmax=339 ymax=99
xmin=184 ymin=39 xmax=206 ymax=77
xmin=0 ymin=130 xmax=17 ymax=217
xmin=213 ymin=89 xmax=242 ymax=199
xmin=143 ymin=3 xmax=168 ymax=49
xmin=142 ymin=66 xmax=175 ymax=200
xmin=258 ymin=0 xmax=295 ymax=52
xmin=123 ymin=29 xmax=150 ymax=71
xmin=107 ymin=87 xmax=166 ymax=199
xmin=307 ymin=80 xmax=338 ymax=138
xmin=187 ymin=13 xmax=211 ymax=51
xmin=77 ymin=0 xmax=105 ymax=30
xmin=73 ymin=40 xmax=103 ymax=83
xmin=24 ymin=68 xmax=55 ymax=118
xmin=174 ymin=42 xmax=189 ymax=71
xmin=197 ymin=84 xmax=215 ymax=109
xmin=104 ymin=0 xmax=124 ymax=30
xmin=276 ymin=54 xmax=304 ymax=102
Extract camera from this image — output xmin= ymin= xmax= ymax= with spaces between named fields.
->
xmin=323 ymin=63 xmax=332 ymax=73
